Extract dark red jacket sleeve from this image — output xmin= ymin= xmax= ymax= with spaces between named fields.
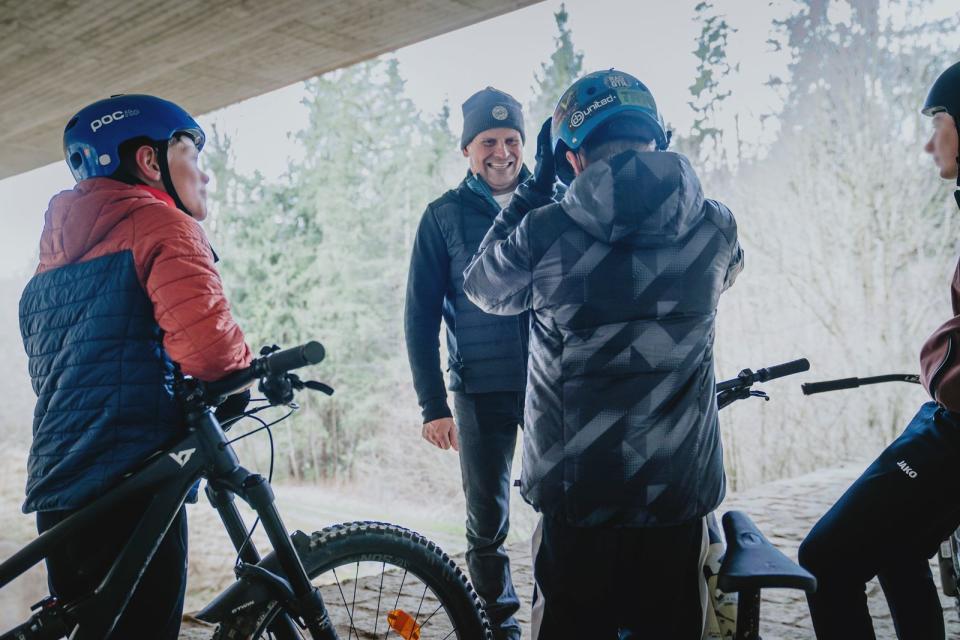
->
xmin=920 ymin=260 xmax=960 ymax=412
xmin=134 ymin=205 xmax=252 ymax=381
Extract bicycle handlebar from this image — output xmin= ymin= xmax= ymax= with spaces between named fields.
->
xmin=801 ymin=373 xmax=920 ymax=395
xmin=203 ymin=341 xmax=326 ymax=400
xmin=716 ymin=358 xmax=810 ymax=392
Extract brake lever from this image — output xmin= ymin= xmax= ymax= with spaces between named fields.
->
xmin=304 ymin=380 xmax=334 ymax=396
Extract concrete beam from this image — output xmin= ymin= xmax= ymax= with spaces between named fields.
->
xmin=0 ymin=0 xmax=541 ymax=179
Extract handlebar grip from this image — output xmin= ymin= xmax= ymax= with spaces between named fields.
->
xmin=759 ymin=358 xmax=810 ymax=382
xmin=801 ymin=378 xmax=860 ymax=395
xmin=262 ymin=341 xmax=325 ymax=375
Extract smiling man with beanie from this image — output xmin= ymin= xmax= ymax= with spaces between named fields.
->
xmin=403 ymin=87 xmax=531 ymax=640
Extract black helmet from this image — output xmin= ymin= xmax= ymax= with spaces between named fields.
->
xmin=923 ymin=61 xmax=960 ymax=118
xmin=923 ymin=61 xmax=960 ymax=210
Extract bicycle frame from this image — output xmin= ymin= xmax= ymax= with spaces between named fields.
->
xmin=0 ymin=404 xmax=331 ymax=639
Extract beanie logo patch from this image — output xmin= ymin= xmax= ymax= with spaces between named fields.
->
xmin=491 ymin=105 xmax=509 ymax=120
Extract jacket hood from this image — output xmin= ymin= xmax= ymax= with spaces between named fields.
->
xmin=38 ymin=178 xmax=175 ymax=270
xmin=560 ymin=151 xmax=705 ymax=246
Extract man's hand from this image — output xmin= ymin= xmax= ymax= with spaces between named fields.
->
xmin=422 ymin=417 xmax=459 ymax=451
xmin=532 ymin=117 xmax=556 ymax=195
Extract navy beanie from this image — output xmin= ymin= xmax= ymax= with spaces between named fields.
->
xmin=460 ymin=87 xmax=525 ymax=149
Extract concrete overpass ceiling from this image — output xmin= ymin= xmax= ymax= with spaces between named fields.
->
xmin=0 ymin=0 xmax=542 ymax=180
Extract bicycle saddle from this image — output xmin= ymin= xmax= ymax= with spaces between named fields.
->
xmin=717 ymin=510 xmax=817 ymax=594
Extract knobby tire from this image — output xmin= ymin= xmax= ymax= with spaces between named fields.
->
xmin=211 ymin=521 xmax=492 ymax=640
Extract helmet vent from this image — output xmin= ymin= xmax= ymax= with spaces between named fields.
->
xmin=586 ymin=86 xmax=597 ymax=96
xmin=69 ymin=152 xmax=83 ymax=170
xmin=65 ymin=116 xmax=79 ymax=131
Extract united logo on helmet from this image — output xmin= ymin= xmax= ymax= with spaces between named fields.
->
xmin=551 ymin=69 xmax=670 ymax=185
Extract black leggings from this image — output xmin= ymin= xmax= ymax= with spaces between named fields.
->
xmin=799 ymin=402 xmax=960 ymax=640
xmin=532 ymin=512 xmax=706 ymax=639
xmin=37 ymin=496 xmax=188 ymax=640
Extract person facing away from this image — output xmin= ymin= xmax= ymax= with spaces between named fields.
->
xmin=19 ymin=94 xmax=252 ymax=639
xmin=463 ymin=69 xmax=744 ymax=639
xmin=798 ymin=60 xmax=960 ymax=640
xmin=403 ymin=87 xmax=534 ymax=640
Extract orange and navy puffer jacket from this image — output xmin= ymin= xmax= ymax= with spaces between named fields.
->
xmin=19 ymin=178 xmax=252 ymax=513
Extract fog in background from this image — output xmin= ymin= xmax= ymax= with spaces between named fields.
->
xmin=1 ymin=0 xmax=959 ymax=534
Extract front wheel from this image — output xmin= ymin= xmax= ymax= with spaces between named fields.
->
xmin=212 ymin=521 xmax=492 ymax=640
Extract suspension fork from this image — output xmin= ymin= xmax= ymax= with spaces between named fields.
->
xmin=194 ymin=409 xmax=336 ymax=639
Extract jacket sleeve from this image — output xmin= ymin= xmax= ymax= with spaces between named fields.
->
xmin=920 ymin=321 xmax=959 ymax=410
xmin=724 ymin=240 xmax=745 ymax=291
xmin=136 ymin=208 xmax=252 ymax=381
xmin=463 ymin=181 xmax=543 ymax=315
xmin=710 ymin=199 xmax=744 ymax=292
xmin=404 ymin=206 xmax=453 ymax=423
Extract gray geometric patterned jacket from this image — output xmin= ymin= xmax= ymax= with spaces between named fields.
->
xmin=463 ymin=150 xmax=744 ymax=527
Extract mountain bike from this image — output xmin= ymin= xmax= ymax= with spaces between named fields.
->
xmin=0 ymin=341 xmax=491 ymax=639
xmin=800 ymin=371 xmax=960 ymax=618
xmin=710 ymin=359 xmax=819 ymax=640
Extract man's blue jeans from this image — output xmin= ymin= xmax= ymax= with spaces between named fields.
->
xmin=454 ymin=391 xmax=523 ymax=640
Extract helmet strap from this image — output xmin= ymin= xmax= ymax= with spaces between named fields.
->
xmin=156 ymin=139 xmax=196 ymax=218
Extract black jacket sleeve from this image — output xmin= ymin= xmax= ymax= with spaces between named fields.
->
xmin=404 ymin=205 xmax=454 ymax=423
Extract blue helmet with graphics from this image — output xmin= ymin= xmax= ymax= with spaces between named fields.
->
xmin=63 ymin=94 xmax=205 ymax=183
xmin=551 ymin=70 xmax=670 ymax=185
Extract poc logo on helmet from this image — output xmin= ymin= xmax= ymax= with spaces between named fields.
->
xmin=90 ymin=108 xmax=140 ymax=132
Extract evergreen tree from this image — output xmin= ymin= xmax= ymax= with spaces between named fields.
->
xmin=712 ymin=0 xmax=960 ymax=488
xmin=204 ymin=58 xmax=458 ymax=481
xmin=527 ymin=4 xmax=584 ymax=131
xmin=685 ymin=1 xmax=738 ymax=168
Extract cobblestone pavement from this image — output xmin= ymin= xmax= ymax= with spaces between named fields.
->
xmin=181 ymin=465 xmax=960 ymax=639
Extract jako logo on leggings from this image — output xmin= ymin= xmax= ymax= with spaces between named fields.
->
xmin=897 ymin=460 xmax=918 ymax=478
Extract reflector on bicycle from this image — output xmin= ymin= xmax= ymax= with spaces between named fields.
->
xmin=388 ymin=609 xmax=422 ymax=640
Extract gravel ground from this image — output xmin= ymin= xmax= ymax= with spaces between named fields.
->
xmin=178 ymin=465 xmax=960 ymax=639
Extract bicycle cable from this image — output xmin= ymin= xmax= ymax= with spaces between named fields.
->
xmin=222 ymin=405 xmax=296 ymax=447
xmin=226 ymin=407 xmax=295 ymax=568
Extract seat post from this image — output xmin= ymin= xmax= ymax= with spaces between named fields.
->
xmin=735 ymin=587 xmax=761 ymax=640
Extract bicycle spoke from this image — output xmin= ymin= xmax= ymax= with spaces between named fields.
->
xmin=413 ymin=582 xmax=428 ymax=629
xmin=351 ymin=561 xmax=359 ymax=634
xmin=374 ymin=561 xmax=385 ymax=637
xmin=417 ymin=602 xmax=445 ymax=630
xmin=440 ymin=626 xmax=458 ymax=640
xmin=332 ymin=566 xmax=360 ymax=640
xmin=385 ymin=570 xmax=408 ymax=640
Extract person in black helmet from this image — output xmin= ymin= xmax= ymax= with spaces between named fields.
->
xmin=799 ymin=61 xmax=960 ymax=639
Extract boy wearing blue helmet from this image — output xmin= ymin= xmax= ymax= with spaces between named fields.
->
xmin=464 ymin=70 xmax=743 ymax=638
xmin=20 ymin=95 xmax=252 ymax=639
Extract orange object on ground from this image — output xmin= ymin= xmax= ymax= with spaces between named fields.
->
xmin=387 ymin=609 xmax=421 ymax=640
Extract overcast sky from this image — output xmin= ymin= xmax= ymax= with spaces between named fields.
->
xmin=1 ymin=0 xmax=957 ymax=276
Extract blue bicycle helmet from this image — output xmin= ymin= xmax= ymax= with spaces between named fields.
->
xmin=64 ymin=94 xmax=204 ymax=181
xmin=551 ymin=70 xmax=670 ymax=185
xmin=63 ymin=94 xmax=205 ymax=215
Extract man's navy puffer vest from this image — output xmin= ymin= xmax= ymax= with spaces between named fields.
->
xmin=433 ymin=184 xmax=528 ymax=392
xmin=19 ymin=250 xmax=181 ymax=513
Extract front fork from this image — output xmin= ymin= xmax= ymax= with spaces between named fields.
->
xmin=196 ymin=409 xmax=337 ymax=639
